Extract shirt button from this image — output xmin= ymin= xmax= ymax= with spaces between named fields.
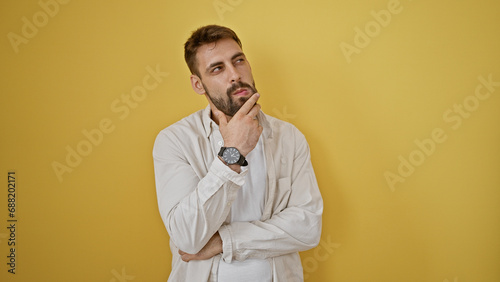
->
xmin=227 ymin=202 xmax=231 ymax=207
xmin=218 ymin=141 xmax=223 ymax=146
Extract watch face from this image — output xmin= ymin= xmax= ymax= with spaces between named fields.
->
xmin=222 ymin=147 xmax=240 ymax=164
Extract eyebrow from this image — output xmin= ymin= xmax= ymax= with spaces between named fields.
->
xmin=205 ymin=52 xmax=245 ymax=73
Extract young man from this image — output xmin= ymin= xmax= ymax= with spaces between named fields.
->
xmin=153 ymin=25 xmax=323 ymax=281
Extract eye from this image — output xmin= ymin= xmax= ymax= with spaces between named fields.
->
xmin=211 ymin=66 xmax=223 ymax=73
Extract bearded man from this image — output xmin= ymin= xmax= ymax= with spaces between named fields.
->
xmin=153 ymin=25 xmax=323 ymax=282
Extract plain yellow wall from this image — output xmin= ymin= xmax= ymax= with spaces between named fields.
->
xmin=1 ymin=0 xmax=499 ymax=281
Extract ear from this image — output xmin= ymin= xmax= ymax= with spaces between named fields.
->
xmin=190 ymin=74 xmax=206 ymax=95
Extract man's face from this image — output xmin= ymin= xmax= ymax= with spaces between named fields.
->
xmin=194 ymin=38 xmax=258 ymax=116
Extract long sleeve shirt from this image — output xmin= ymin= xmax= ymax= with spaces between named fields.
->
xmin=153 ymin=106 xmax=323 ymax=281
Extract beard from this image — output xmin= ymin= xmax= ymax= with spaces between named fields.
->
xmin=205 ymin=81 xmax=258 ymax=117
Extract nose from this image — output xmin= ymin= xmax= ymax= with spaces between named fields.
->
xmin=228 ymin=65 xmax=241 ymax=83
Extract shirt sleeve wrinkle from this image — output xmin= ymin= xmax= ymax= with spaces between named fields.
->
xmin=154 ymin=127 xmax=249 ymax=254
xmin=154 ymin=112 xmax=322 ymax=279
xmin=219 ymin=224 xmax=234 ymax=263
xmin=216 ymin=119 xmax=323 ymax=262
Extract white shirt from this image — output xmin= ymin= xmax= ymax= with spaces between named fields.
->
xmin=153 ymin=106 xmax=323 ymax=281
xmin=218 ymin=137 xmax=272 ymax=282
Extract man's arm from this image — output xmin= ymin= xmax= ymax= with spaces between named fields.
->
xmin=178 ymin=232 xmax=223 ymax=262
xmin=153 ymin=94 xmax=262 ymax=255
xmin=179 ymin=127 xmax=323 ymax=263
xmin=218 ymin=128 xmax=323 ymax=262
xmin=153 ymin=134 xmax=242 ymax=254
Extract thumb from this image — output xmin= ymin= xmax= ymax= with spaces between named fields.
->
xmin=216 ymin=110 xmax=228 ymax=127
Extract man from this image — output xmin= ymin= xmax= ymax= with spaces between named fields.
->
xmin=153 ymin=25 xmax=323 ymax=281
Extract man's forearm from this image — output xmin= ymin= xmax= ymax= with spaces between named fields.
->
xmin=178 ymin=232 xmax=223 ymax=262
xmin=218 ymin=207 xmax=322 ymax=262
xmin=155 ymin=155 xmax=246 ymax=254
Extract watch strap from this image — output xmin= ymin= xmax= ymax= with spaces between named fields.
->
xmin=237 ymin=155 xmax=248 ymax=166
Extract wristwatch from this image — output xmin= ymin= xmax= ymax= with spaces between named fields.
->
xmin=218 ymin=147 xmax=248 ymax=166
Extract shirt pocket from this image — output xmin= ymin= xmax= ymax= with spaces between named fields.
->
xmin=273 ymin=177 xmax=292 ymax=214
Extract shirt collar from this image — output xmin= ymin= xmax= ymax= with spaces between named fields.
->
xmin=202 ymin=105 xmax=214 ymax=137
xmin=201 ymin=105 xmax=272 ymax=139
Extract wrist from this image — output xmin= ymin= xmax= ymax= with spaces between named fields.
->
xmin=223 ymin=144 xmax=247 ymax=157
xmin=218 ymin=156 xmax=241 ymax=173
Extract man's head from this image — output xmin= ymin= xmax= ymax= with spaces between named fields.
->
xmin=184 ymin=25 xmax=242 ymax=77
xmin=184 ymin=25 xmax=258 ymax=117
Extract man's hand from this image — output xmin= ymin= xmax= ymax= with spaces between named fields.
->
xmin=216 ymin=93 xmax=263 ymax=157
xmin=178 ymin=232 xmax=223 ymax=262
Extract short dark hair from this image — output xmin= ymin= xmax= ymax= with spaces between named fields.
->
xmin=184 ymin=25 xmax=242 ymax=77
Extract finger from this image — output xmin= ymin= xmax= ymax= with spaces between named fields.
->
xmin=205 ymin=94 xmax=226 ymax=125
xmin=181 ymin=254 xmax=190 ymax=262
xmin=216 ymin=110 xmax=228 ymax=127
xmin=236 ymin=93 xmax=260 ymax=116
xmin=258 ymin=123 xmax=264 ymax=132
xmin=179 ymin=251 xmax=190 ymax=262
xmin=247 ymin=103 xmax=261 ymax=118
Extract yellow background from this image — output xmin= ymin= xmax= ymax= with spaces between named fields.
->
xmin=1 ymin=0 xmax=499 ymax=281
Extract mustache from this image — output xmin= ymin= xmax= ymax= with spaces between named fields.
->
xmin=226 ymin=81 xmax=256 ymax=96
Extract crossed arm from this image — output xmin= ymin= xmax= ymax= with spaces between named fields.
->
xmin=153 ymin=94 xmax=322 ymax=263
xmin=178 ymin=232 xmax=222 ymax=262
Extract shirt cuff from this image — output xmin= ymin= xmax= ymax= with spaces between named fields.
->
xmin=219 ymin=224 xmax=233 ymax=263
xmin=211 ymin=157 xmax=248 ymax=186
xmin=197 ymin=159 xmax=248 ymax=204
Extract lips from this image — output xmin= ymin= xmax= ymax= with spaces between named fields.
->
xmin=233 ymin=88 xmax=249 ymax=96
